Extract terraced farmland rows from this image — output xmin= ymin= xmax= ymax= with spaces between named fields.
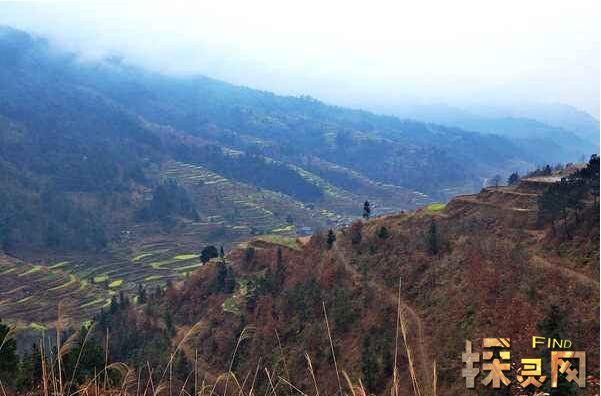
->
xmin=0 ymin=254 xmax=111 ymax=328
xmin=45 ymin=244 xmax=205 ymax=297
xmin=162 ymin=161 xmax=339 ymax=232
xmin=288 ymin=160 xmax=431 ymax=216
xmin=1 ymin=160 xmax=430 ymax=329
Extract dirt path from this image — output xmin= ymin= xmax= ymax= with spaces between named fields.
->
xmin=332 ymin=244 xmax=432 ymax=392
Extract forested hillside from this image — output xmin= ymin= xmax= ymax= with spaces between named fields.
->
xmin=2 ymin=156 xmax=597 ymax=396
xmin=0 ymin=26 xmax=596 ymax=348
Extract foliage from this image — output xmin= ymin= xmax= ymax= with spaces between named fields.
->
xmin=426 ymin=220 xmax=439 ymax=255
xmin=200 ymin=245 xmax=219 ymax=263
xmin=376 ymin=226 xmax=390 ymax=239
xmin=538 ymin=155 xmax=600 ymax=237
xmin=326 ymin=229 xmax=336 ymax=249
xmin=507 ymin=172 xmax=520 ymax=185
xmin=0 ymin=319 xmax=18 ymax=386
xmin=363 ymin=200 xmax=371 ymax=219
xmin=136 ymin=180 xmax=198 ymax=225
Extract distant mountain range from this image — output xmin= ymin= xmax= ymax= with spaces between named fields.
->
xmin=375 ymin=102 xmax=599 ymax=164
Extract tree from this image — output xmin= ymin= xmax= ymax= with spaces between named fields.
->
xmin=537 ymin=305 xmax=576 ymax=395
xmin=243 ymin=247 xmax=255 ymax=265
xmin=376 ymin=226 xmax=390 ymax=239
xmin=274 ymin=247 xmax=286 ymax=292
xmin=538 ymin=180 xmax=576 ymax=238
xmin=62 ymin=326 xmax=104 ymax=385
xmin=363 ymin=200 xmax=371 ymax=220
xmin=331 ymin=288 xmax=358 ymax=332
xmin=200 ymin=245 xmax=219 ymax=263
xmin=507 ymin=172 xmax=520 ymax=185
xmin=16 ymin=343 xmax=43 ymax=391
xmin=361 ymin=337 xmax=378 ymax=391
xmin=543 ymin=164 xmax=552 ymax=175
xmin=426 ymin=220 xmax=439 ymax=255
xmin=212 ymin=261 xmax=236 ymax=294
xmin=0 ymin=319 xmax=18 ymax=386
xmin=326 ymin=229 xmax=336 ymax=249
xmin=137 ymin=283 xmax=147 ymax=304
xmin=164 ymin=311 xmax=175 ymax=337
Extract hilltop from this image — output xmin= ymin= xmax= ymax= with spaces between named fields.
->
xmin=4 ymin=157 xmax=593 ymax=395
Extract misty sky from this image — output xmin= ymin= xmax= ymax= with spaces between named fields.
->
xmin=0 ymin=1 xmax=599 ymax=117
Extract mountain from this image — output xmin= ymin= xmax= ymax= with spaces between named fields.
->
xmin=470 ymin=101 xmax=600 ymax=148
xmin=1 ymin=26 xmax=594 ymax=331
xmin=0 ymin=26 xmax=540 ymax=259
xmin=4 ymin=157 xmax=597 ymax=395
xmin=0 ymin=25 xmax=598 ymax=396
xmin=382 ymin=102 xmax=598 ymax=164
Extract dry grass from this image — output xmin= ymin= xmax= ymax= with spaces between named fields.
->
xmin=0 ymin=278 xmax=436 ymax=396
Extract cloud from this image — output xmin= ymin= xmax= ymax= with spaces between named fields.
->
xmin=0 ymin=0 xmax=599 ymax=116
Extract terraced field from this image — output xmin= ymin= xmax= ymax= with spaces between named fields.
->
xmin=163 ymin=160 xmax=430 ymax=228
xmin=0 ymin=254 xmax=111 ymax=329
xmin=45 ymin=242 xmax=207 ymax=296
xmin=1 ymin=160 xmax=432 ymax=329
xmin=291 ymin=158 xmax=431 ymax=214
xmin=161 ymin=161 xmax=340 ymax=232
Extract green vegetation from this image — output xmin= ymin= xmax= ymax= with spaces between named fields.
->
xmin=48 ymin=261 xmax=69 ymax=269
xmin=28 ymin=322 xmax=47 ymax=331
xmin=48 ymin=274 xmax=77 ymax=291
xmin=18 ymin=265 xmax=42 ymax=276
xmin=271 ymin=224 xmax=295 ymax=233
xmin=425 ymin=203 xmax=446 ymax=213
xmin=254 ymin=235 xmax=300 ymax=250
xmin=108 ymin=279 xmax=124 ymax=288
xmin=132 ymin=253 xmax=154 ymax=262
xmin=92 ymin=274 xmax=108 ymax=283
xmin=222 ymin=296 xmax=240 ymax=315
xmin=539 ymin=155 xmax=599 ymax=238
xmin=326 ymin=229 xmax=336 ymax=249
xmin=144 ymin=275 xmax=164 ymax=282
xmin=173 ymin=253 xmax=199 ymax=260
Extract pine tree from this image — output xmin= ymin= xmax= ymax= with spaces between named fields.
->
xmin=200 ymin=245 xmax=219 ymax=263
xmin=16 ymin=343 xmax=43 ymax=391
xmin=363 ymin=200 xmax=371 ymax=220
xmin=376 ymin=226 xmax=389 ymax=239
xmin=426 ymin=220 xmax=439 ymax=255
xmin=326 ymin=229 xmax=336 ymax=249
xmin=0 ymin=319 xmax=18 ymax=386
xmin=274 ymin=247 xmax=286 ymax=291
xmin=164 ymin=311 xmax=175 ymax=337
xmin=137 ymin=283 xmax=147 ymax=304
xmin=507 ymin=172 xmax=520 ymax=185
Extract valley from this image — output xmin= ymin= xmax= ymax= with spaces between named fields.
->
xmin=0 ymin=25 xmax=598 ymax=396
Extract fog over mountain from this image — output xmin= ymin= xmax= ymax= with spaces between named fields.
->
xmin=0 ymin=0 xmax=599 ymax=117
xmin=0 ymin=3 xmax=599 ymax=395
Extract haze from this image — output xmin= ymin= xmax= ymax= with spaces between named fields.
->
xmin=0 ymin=0 xmax=599 ymax=117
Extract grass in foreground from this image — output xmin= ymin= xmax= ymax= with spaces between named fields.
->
xmin=0 ymin=278 xmax=435 ymax=396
